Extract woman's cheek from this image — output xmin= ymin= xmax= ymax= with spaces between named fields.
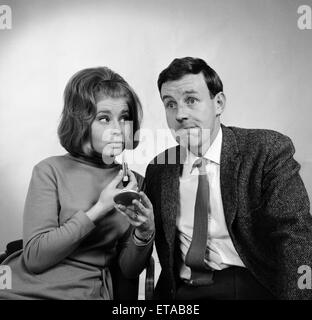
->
xmin=123 ymin=124 xmax=133 ymax=148
xmin=101 ymin=144 xmax=113 ymax=157
xmin=101 ymin=128 xmax=113 ymax=143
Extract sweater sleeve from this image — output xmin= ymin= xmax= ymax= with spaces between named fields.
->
xmin=22 ymin=162 xmax=96 ymax=274
xmin=117 ymin=226 xmax=154 ymax=279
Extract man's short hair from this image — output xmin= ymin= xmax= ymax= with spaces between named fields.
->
xmin=157 ymin=57 xmax=223 ymax=98
xmin=58 ymin=67 xmax=142 ymax=157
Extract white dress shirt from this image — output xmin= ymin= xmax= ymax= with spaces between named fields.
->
xmin=177 ymin=127 xmax=245 ymax=280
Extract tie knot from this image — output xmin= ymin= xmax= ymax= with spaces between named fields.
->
xmin=193 ymin=158 xmax=208 ymax=174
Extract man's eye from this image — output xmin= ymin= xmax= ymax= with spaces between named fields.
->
xmin=186 ymin=97 xmax=197 ymax=105
xmin=165 ymin=102 xmax=176 ymax=109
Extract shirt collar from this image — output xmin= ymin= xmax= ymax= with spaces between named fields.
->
xmin=184 ymin=127 xmax=222 ymax=173
xmin=204 ymin=126 xmax=222 ymax=165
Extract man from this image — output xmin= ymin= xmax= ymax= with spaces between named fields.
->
xmin=145 ymin=57 xmax=312 ymax=300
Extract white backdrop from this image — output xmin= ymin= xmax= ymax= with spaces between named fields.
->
xmin=0 ymin=0 xmax=311 ymax=251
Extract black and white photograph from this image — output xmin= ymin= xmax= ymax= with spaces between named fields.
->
xmin=0 ymin=0 xmax=312 ymax=308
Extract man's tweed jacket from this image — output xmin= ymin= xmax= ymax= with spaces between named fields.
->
xmin=145 ymin=125 xmax=312 ymax=300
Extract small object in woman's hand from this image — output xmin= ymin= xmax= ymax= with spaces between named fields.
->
xmin=122 ymin=169 xmax=129 ymax=187
xmin=114 ymin=190 xmax=140 ymax=207
xmin=122 ymin=153 xmax=129 ymax=187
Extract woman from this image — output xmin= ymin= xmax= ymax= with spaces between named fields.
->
xmin=0 ymin=67 xmax=154 ymax=300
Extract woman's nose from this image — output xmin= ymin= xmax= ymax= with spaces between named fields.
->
xmin=111 ymin=119 xmax=123 ymax=133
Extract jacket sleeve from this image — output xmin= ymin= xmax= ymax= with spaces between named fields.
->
xmin=144 ymin=163 xmax=175 ymax=299
xmin=22 ymin=162 xmax=95 ymax=274
xmin=262 ymin=133 xmax=312 ymax=299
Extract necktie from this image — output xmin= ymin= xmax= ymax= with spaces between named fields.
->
xmin=185 ymin=158 xmax=213 ymax=285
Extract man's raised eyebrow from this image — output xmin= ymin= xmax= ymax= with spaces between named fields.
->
xmin=183 ymin=89 xmax=199 ymax=95
xmin=161 ymin=95 xmax=174 ymax=101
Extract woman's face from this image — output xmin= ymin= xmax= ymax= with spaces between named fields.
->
xmin=91 ymin=95 xmax=130 ymax=160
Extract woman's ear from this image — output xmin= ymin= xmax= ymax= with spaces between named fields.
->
xmin=82 ymin=141 xmax=93 ymax=155
xmin=214 ymin=92 xmax=226 ymax=116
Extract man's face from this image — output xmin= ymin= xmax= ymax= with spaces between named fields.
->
xmin=160 ymin=73 xmax=224 ymax=155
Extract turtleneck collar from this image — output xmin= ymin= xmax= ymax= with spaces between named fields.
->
xmin=67 ymin=151 xmax=120 ymax=169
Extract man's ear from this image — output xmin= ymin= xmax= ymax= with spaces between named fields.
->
xmin=214 ymin=92 xmax=226 ymax=116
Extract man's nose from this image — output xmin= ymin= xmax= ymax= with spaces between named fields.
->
xmin=176 ymin=105 xmax=189 ymax=122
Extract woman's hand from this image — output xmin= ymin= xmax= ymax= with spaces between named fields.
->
xmin=86 ymin=170 xmax=137 ymax=223
xmin=115 ymin=191 xmax=155 ymax=241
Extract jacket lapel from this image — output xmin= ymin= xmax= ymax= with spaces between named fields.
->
xmin=159 ymin=128 xmax=241 ymax=247
xmin=159 ymin=146 xmax=185 ymax=248
xmin=220 ymin=125 xmax=241 ymax=228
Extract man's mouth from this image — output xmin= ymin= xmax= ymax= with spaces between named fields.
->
xmin=176 ymin=126 xmax=199 ymax=131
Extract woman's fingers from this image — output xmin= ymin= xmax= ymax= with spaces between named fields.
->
xmin=114 ymin=206 xmax=126 ymax=217
xmin=124 ymin=170 xmax=138 ymax=191
xmin=127 ymin=219 xmax=143 ymax=227
xmin=116 ymin=204 xmax=145 ymax=222
xmin=111 ymin=169 xmax=137 ymax=190
xmin=115 ymin=207 xmax=146 ymax=228
xmin=132 ymin=199 xmax=148 ymax=217
xmin=114 ymin=188 xmax=154 ymax=233
xmin=122 ymin=194 xmax=154 ymax=221
xmin=111 ymin=170 xmax=124 ymax=188
xmin=138 ymin=191 xmax=153 ymax=209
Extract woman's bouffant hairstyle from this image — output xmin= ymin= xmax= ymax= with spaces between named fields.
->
xmin=58 ymin=67 xmax=142 ymax=159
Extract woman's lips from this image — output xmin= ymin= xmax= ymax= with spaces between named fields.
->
xmin=106 ymin=140 xmax=124 ymax=144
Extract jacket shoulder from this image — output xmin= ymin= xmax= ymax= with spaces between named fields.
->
xmin=226 ymin=126 xmax=294 ymax=154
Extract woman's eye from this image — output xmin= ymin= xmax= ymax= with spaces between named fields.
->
xmin=120 ymin=115 xmax=130 ymax=123
xmin=99 ymin=116 xmax=110 ymax=123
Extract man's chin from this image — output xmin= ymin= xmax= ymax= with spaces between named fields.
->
xmin=175 ymin=127 xmax=200 ymax=136
xmin=175 ymin=127 xmax=200 ymax=141
xmin=188 ymin=144 xmax=204 ymax=156
xmin=174 ymin=139 xmax=205 ymax=156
